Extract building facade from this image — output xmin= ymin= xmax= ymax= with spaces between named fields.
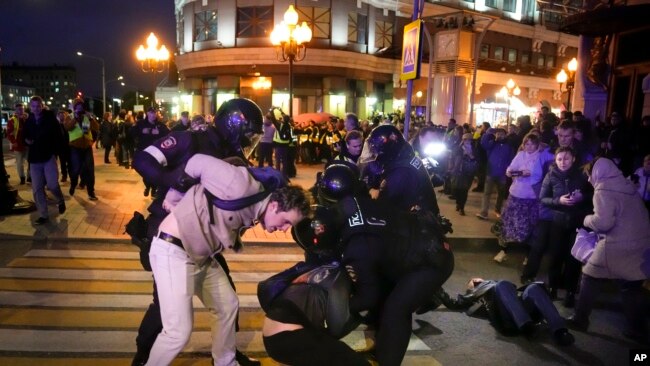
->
xmin=173 ymin=0 xmax=580 ymax=125
xmin=1 ymin=64 xmax=77 ymax=111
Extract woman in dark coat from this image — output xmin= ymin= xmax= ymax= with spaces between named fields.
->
xmin=523 ymin=147 xmax=591 ymax=306
xmin=99 ymin=112 xmax=117 ymax=164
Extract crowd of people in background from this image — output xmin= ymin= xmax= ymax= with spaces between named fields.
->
xmin=2 ymin=95 xmax=649 ymax=356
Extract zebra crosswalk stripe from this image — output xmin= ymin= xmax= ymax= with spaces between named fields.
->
xmin=0 ymin=244 xmax=435 ymax=363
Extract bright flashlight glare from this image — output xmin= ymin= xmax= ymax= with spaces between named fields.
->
xmin=424 ymin=142 xmax=446 ymax=157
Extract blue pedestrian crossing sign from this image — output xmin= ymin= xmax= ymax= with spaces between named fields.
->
xmin=400 ymin=19 xmax=423 ymax=81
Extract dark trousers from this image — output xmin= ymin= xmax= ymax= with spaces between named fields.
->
xmin=574 ymin=275 xmax=647 ymax=336
xmin=546 ymin=223 xmax=581 ymax=291
xmin=522 ymin=220 xmax=553 ymax=279
xmin=287 ymin=145 xmax=297 ymax=177
xmin=103 ymin=144 xmax=113 ymax=163
xmin=59 ymin=146 xmax=71 ymax=180
xmin=494 ymin=281 xmax=566 ymax=333
xmin=376 ymin=251 xmax=454 ymax=366
xmin=257 ymin=142 xmax=273 ymax=167
xmin=522 ymin=221 xmax=582 ymax=292
xmin=263 ymin=328 xmax=369 ymax=366
xmin=274 ymin=144 xmax=289 ymax=176
xmin=70 ymin=146 xmax=95 ymax=195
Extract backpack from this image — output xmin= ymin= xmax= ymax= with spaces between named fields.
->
xmin=205 ymin=166 xmax=289 ymax=212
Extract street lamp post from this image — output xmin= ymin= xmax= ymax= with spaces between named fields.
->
xmin=501 ymin=78 xmax=521 ymax=125
xmin=556 ymin=57 xmax=578 ymax=111
xmin=76 ymin=51 xmax=106 ymax=114
xmin=135 ymin=32 xmax=170 ymax=108
xmin=270 ymin=5 xmax=312 ymax=117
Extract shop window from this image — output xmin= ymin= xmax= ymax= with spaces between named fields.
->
xmin=480 ymin=44 xmax=490 ymax=59
xmin=521 ymin=52 xmax=530 ymax=64
xmin=375 ymin=20 xmax=394 ymax=49
xmin=297 ymin=6 xmax=330 ymax=39
xmin=237 ymin=6 xmax=272 ymax=38
xmin=195 ymin=11 xmax=218 ymax=42
xmin=348 ymin=12 xmax=367 ymax=44
xmin=546 ymin=55 xmax=555 ymax=68
xmin=494 ymin=46 xmax=504 ymax=60
xmin=507 ymin=49 xmax=517 ymax=63
xmin=503 ymin=0 xmax=516 ymax=12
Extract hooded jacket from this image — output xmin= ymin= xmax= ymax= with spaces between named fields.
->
xmin=583 ymin=158 xmax=650 ymax=280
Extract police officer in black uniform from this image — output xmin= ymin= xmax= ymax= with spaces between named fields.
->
xmin=316 ymin=163 xmax=455 ymax=366
xmin=361 ymin=124 xmax=441 ymax=215
xmin=129 ymin=98 xmax=263 ymax=366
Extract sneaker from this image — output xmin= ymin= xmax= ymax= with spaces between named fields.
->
xmin=34 ymin=217 xmax=49 ymax=225
xmin=553 ymin=328 xmax=575 ymax=346
xmin=88 ymin=195 xmax=98 ymax=201
xmin=69 ymin=185 xmax=76 ymax=196
xmin=563 ymin=292 xmax=576 ymax=308
xmin=459 ymin=209 xmax=465 ymax=216
xmin=235 ymin=350 xmax=261 ymax=366
xmin=493 ymin=250 xmax=508 ymax=263
xmin=476 ymin=213 xmax=488 ymax=220
xmin=58 ymin=202 xmax=66 ymax=214
xmin=566 ymin=314 xmax=589 ymax=332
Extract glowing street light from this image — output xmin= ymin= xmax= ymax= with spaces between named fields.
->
xmin=504 ymin=78 xmax=521 ymax=124
xmin=270 ymin=5 xmax=312 ymax=116
xmin=135 ymin=32 xmax=170 ymax=108
xmin=556 ymin=57 xmax=578 ymax=111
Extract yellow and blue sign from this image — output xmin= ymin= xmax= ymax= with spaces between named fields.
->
xmin=400 ymin=19 xmax=423 ymax=81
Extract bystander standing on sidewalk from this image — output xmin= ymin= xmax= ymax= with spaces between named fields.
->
xmin=6 ymin=103 xmax=30 ymax=185
xmin=23 ymin=96 xmax=66 ymax=224
xmin=64 ymin=99 xmax=100 ymax=201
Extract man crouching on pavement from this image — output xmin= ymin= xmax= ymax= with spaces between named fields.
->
xmin=145 ymin=153 xmax=310 ymax=366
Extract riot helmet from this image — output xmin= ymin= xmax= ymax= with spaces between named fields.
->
xmin=365 ymin=124 xmax=407 ymax=163
xmin=291 ymin=205 xmax=342 ymax=263
xmin=215 ymin=98 xmax=264 ymax=148
xmin=318 ymin=162 xmax=360 ymax=204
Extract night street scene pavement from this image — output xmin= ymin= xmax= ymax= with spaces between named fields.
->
xmin=2 ymin=1 xmax=650 ymax=365
xmin=0 ymin=143 xmax=647 ymax=366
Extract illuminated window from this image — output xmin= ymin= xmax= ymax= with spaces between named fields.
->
xmin=348 ymin=12 xmax=367 ymax=44
xmin=297 ymin=6 xmax=330 ymax=39
xmin=237 ymin=6 xmax=272 ymax=38
xmin=521 ymin=52 xmax=530 ymax=64
xmin=195 ymin=11 xmax=218 ymax=42
xmin=507 ymin=49 xmax=517 ymax=63
xmin=494 ymin=46 xmax=504 ymax=60
xmin=480 ymin=44 xmax=489 ymax=59
xmin=375 ymin=21 xmax=393 ymax=49
xmin=546 ymin=55 xmax=555 ymax=68
xmin=537 ymin=55 xmax=545 ymax=67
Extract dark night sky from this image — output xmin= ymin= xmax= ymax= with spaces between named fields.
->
xmin=0 ymin=0 xmax=176 ymax=100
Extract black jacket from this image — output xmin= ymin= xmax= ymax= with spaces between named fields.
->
xmin=539 ymin=164 xmax=592 ymax=228
xmin=23 ymin=110 xmax=65 ymax=163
